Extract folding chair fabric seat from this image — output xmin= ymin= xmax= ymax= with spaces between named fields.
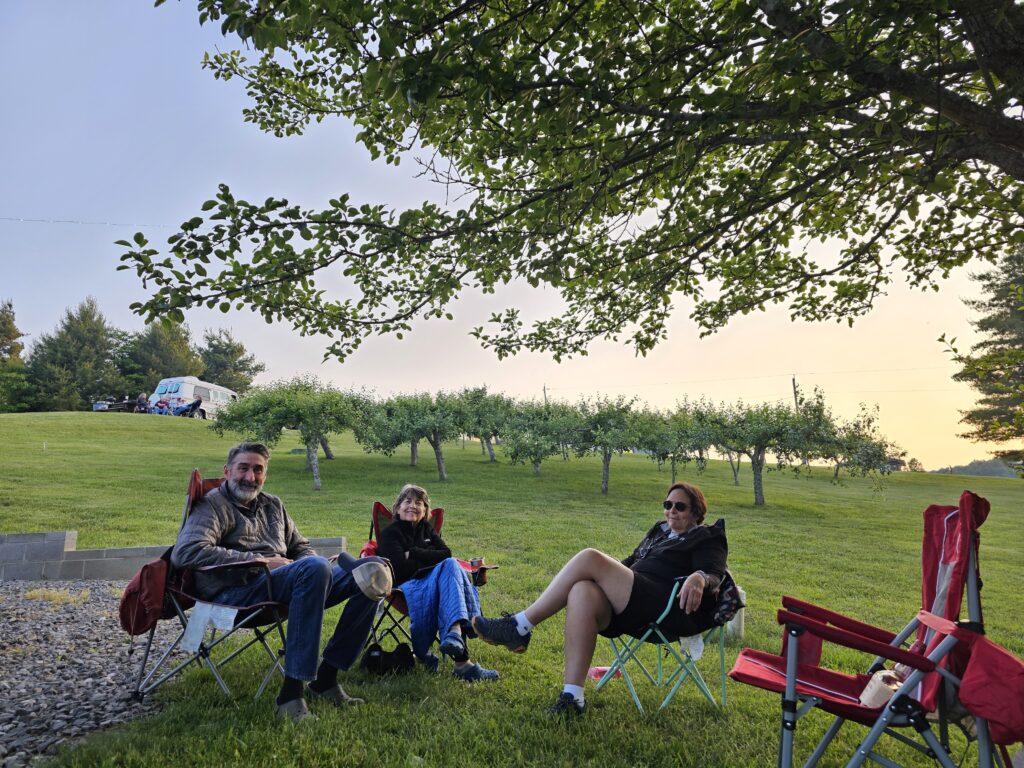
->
xmin=125 ymin=469 xmax=288 ymax=700
xmin=729 ymin=647 xmax=878 ymax=723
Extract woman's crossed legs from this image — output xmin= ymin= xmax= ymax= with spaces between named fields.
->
xmin=474 ymin=548 xmax=635 ymax=709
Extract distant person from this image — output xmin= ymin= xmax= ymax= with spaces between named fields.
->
xmin=173 ymin=396 xmax=202 ymax=417
xmin=171 ymin=442 xmax=393 ymax=722
xmin=473 ymin=481 xmax=727 ymax=715
xmin=151 ymin=398 xmax=170 ymax=415
xmin=135 ymin=393 xmax=148 ymax=413
xmin=376 ymin=484 xmax=498 ymax=681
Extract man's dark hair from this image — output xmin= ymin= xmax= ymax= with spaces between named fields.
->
xmin=227 ymin=442 xmax=271 ymax=465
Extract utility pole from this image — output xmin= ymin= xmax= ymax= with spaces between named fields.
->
xmin=543 ymin=384 xmax=549 ymax=406
xmin=793 ymin=375 xmax=809 ymax=465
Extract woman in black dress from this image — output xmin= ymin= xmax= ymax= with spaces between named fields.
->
xmin=473 ymin=481 xmax=727 ymax=713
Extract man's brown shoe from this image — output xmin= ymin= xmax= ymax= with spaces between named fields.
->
xmin=276 ymin=697 xmax=317 ymax=723
xmin=307 ymin=683 xmax=364 ymax=706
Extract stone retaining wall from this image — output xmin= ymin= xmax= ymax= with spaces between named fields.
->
xmin=0 ymin=531 xmax=346 ymax=581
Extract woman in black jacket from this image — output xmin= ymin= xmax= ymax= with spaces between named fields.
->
xmin=377 ymin=484 xmax=498 ymax=682
xmin=473 ymin=481 xmax=727 ymax=714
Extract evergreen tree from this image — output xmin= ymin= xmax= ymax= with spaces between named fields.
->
xmin=952 ymin=250 xmax=1024 ymax=463
xmin=0 ymin=299 xmax=29 ymax=412
xmin=118 ymin=322 xmax=205 ymax=397
xmin=26 ymin=298 xmax=125 ymax=410
xmin=199 ymin=328 xmax=265 ymax=393
xmin=0 ymin=299 xmax=25 ymax=364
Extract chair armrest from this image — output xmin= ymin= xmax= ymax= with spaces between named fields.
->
xmin=777 ymin=609 xmax=933 ymax=671
xmin=196 ymin=560 xmax=272 ymax=572
xmin=782 ymin=596 xmax=898 ymax=645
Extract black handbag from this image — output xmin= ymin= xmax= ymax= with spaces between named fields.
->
xmin=361 ymin=642 xmax=416 ymax=675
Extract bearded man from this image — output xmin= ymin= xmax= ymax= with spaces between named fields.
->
xmin=171 ymin=441 xmax=392 ymax=722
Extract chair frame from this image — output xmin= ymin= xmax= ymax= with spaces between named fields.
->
xmin=773 ymin=607 xmax=996 ymax=768
xmin=128 ymin=469 xmax=288 ymax=701
xmin=729 ymin=491 xmax=998 ymax=768
xmin=596 ymin=574 xmax=734 ymax=712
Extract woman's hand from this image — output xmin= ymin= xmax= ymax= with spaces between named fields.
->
xmin=678 ymin=571 xmax=706 ymax=614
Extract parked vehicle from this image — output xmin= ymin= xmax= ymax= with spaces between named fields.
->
xmin=148 ymin=377 xmax=238 ymax=420
xmin=92 ymin=397 xmax=133 ymax=412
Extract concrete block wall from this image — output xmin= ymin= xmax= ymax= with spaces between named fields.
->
xmin=0 ymin=531 xmax=345 ymax=582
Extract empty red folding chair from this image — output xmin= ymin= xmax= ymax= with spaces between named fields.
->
xmin=729 ymin=490 xmax=1001 ymax=768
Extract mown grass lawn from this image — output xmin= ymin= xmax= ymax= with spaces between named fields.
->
xmin=1 ymin=412 xmax=1021 ymax=767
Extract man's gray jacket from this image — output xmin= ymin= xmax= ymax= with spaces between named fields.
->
xmin=171 ymin=484 xmax=315 ymax=599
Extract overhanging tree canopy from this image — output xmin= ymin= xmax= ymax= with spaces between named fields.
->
xmin=122 ymin=0 xmax=1024 ymax=360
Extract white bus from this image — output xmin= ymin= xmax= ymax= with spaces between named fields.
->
xmin=148 ymin=376 xmax=238 ymax=419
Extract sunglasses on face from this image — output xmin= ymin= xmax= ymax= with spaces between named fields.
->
xmin=663 ymin=500 xmax=689 ymax=512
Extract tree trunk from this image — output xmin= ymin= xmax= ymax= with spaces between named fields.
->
xmin=481 ymin=439 xmax=487 ymax=454
xmin=671 ymin=455 xmax=677 ymax=484
xmin=428 ymin=431 xmax=448 ymax=481
xmin=532 ymin=460 xmax=541 ymax=475
xmin=410 ymin=439 xmax=418 ymax=467
xmin=833 ymin=463 xmax=841 ymax=480
xmin=751 ymin=449 xmax=766 ymax=506
xmin=306 ymin=440 xmax=322 ymax=491
xmin=562 ymin=444 xmax=569 ymax=461
xmin=728 ymin=452 xmax=742 ymax=485
xmin=484 ymin=436 xmax=496 ymax=462
xmin=601 ymin=448 xmax=612 ymax=495
xmin=319 ymin=436 xmax=334 ymax=459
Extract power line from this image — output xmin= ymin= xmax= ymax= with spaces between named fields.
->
xmin=546 ymin=366 xmax=952 ymax=390
xmin=0 ymin=216 xmax=174 ymax=229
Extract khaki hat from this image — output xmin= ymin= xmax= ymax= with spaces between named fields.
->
xmin=353 ymin=560 xmax=393 ymax=601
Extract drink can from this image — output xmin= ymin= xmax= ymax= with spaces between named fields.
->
xmin=470 ymin=557 xmax=486 ymax=585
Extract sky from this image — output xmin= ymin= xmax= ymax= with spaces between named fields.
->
xmin=0 ymin=1 xmax=1009 ymax=470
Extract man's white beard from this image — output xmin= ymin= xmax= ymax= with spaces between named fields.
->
xmin=228 ymin=478 xmax=261 ymax=503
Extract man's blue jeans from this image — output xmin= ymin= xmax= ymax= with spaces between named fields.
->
xmin=214 ymin=554 xmax=380 ymax=681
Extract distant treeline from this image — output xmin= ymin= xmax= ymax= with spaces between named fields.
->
xmin=0 ymin=297 xmax=264 ymax=412
xmin=930 ymin=459 xmax=1019 ymax=478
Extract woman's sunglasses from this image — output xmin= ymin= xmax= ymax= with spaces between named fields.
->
xmin=662 ymin=500 xmax=689 ymax=512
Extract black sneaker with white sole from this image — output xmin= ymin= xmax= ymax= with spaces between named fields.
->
xmin=471 ymin=613 xmax=531 ymax=653
xmin=548 ymin=692 xmax=585 ymax=716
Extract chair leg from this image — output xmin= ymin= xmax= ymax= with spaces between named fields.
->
xmin=131 ymin=626 xmax=159 ymax=699
xmin=714 ymin=625 xmax=727 ymax=707
xmin=803 ymin=717 xmax=845 ymax=768
xmin=198 ymin=636 xmax=233 ymax=698
xmin=779 ymin=626 xmax=801 ymax=768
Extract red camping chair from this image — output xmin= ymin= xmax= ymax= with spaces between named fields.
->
xmin=729 ymin=490 xmax=1002 ymax=768
xmin=359 ymin=501 xmax=496 ymax=650
xmin=122 ymin=469 xmax=288 ymax=700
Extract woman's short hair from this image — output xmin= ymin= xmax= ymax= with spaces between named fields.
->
xmin=665 ymin=481 xmax=707 ymax=525
xmin=394 ymin=483 xmax=430 ymax=513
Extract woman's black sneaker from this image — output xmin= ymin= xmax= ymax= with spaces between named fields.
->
xmin=471 ymin=613 xmax=531 ymax=653
xmin=548 ymin=692 xmax=585 ymax=716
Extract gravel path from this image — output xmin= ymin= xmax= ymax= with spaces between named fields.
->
xmin=0 ymin=580 xmax=166 ymax=767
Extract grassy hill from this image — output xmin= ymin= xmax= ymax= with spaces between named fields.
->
xmin=1 ymin=412 xmax=1021 ymax=767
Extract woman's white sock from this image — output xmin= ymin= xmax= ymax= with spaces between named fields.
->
xmin=563 ymin=684 xmax=585 ymax=704
xmin=514 ymin=612 xmax=533 ymax=635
